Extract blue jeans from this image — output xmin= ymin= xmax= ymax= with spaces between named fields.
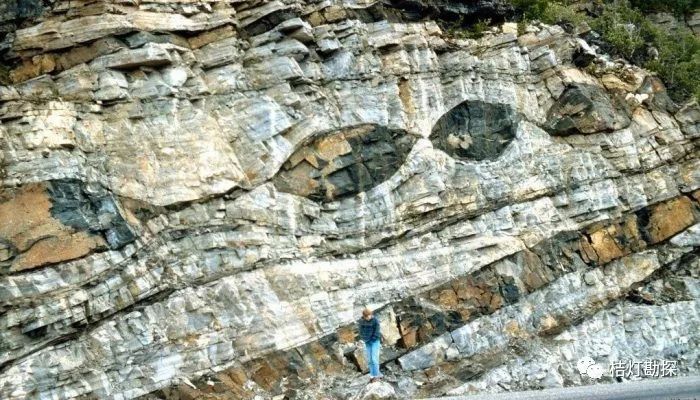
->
xmin=365 ymin=339 xmax=381 ymax=377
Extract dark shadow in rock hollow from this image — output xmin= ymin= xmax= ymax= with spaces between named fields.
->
xmin=430 ymin=100 xmax=518 ymax=161
xmin=274 ymin=124 xmax=417 ymax=202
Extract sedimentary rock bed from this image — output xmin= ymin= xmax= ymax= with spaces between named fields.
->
xmin=0 ymin=1 xmax=698 ymax=399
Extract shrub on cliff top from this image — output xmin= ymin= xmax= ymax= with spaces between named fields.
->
xmin=510 ymin=0 xmax=700 ymax=103
xmin=511 ymin=0 xmax=589 ymax=26
xmin=630 ymin=0 xmax=700 ymax=16
xmin=591 ymin=2 xmax=700 ymax=102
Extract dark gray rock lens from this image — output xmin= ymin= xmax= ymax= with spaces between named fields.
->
xmin=274 ymin=124 xmax=417 ymax=202
xmin=47 ymin=180 xmax=136 ymax=250
xmin=430 ymin=100 xmax=517 ymax=161
xmin=544 ymin=83 xmax=632 ymax=135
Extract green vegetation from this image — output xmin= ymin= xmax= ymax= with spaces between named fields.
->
xmin=630 ymin=0 xmax=700 ymax=16
xmin=511 ymin=0 xmax=589 ymax=26
xmin=509 ymin=0 xmax=700 ymax=103
xmin=592 ymin=2 xmax=646 ymax=59
xmin=467 ymin=19 xmax=492 ymax=39
xmin=593 ymin=3 xmax=700 ymax=101
xmin=644 ymin=26 xmax=700 ymax=101
xmin=0 ymin=64 xmax=10 ymax=85
xmin=445 ymin=17 xmax=492 ymax=39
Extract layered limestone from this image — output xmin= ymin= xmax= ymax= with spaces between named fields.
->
xmin=0 ymin=1 xmax=698 ymax=399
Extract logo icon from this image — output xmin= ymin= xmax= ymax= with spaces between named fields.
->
xmin=577 ymin=356 xmax=604 ymax=379
xmin=576 ymin=356 xmax=595 ymax=374
xmin=587 ymin=363 xmax=605 ymax=379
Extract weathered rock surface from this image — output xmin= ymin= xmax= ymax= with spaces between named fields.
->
xmin=545 ymin=84 xmax=631 ymax=135
xmin=430 ymin=101 xmax=518 ymax=160
xmin=274 ymin=124 xmax=417 ymax=202
xmin=0 ymin=1 xmax=698 ymax=399
xmin=0 ymin=180 xmax=134 ymax=273
xmin=351 ymin=381 xmax=397 ymax=400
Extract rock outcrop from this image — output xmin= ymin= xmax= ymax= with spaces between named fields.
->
xmin=0 ymin=1 xmax=698 ymax=399
xmin=351 ymin=381 xmax=397 ymax=400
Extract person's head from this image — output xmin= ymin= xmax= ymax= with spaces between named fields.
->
xmin=362 ymin=308 xmax=373 ymax=320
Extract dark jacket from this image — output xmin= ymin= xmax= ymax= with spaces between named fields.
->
xmin=358 ymin=316 xmax=380 ymax=343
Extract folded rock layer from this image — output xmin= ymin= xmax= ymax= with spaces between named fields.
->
xmin=0 ymin=1 xmax=698 ymax=399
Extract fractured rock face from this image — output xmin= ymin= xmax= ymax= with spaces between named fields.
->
xmin=430 ymin=101 xmax=518 ymax=161
xmin=544 ymin=84 xmax=632 ymax=135
xmin=0 ymin=180 xmax=134 ymax=272
xmin=0 ymin=1 xmax=698 ymax=400
xmin=274 ymin=124 xmax=417 ymax=201
xmin=351 ymin=381 xmax=397 ymax=400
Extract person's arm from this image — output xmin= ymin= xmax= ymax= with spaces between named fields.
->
xmin=372 ymin=318 xmax=380 ymax=342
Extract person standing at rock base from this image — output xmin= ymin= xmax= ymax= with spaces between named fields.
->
xmin=358 ymin=308 xmax=382 ymax=382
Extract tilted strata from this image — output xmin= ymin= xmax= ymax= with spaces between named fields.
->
xmin=0 ymin=1 xmax=698 ymax=399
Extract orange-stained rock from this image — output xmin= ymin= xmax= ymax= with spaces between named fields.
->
xmin=588 ymin=226 xmax=626 ymax=264
xmin=579 ymin=235 xmax=598 ymax=264
xmin=224 ymin=367 xmax=248 ymax=387
xmin=337 ymin=326 xmax=357 ymax=344
xmin=210 ymin=371 xmax=254 ymax=398
xmin=300 ymin=341 xmax=339 ymax=375
xmin=579 ymin=196 xmax=695 ymax=267
xmin=643 ymin=196 xmax=696 ymax=244
xmin=433 ymin=288 xmax=459 ymax=307
xmin=0 ymin=184 xmax=57 ymax=251
xmin=417 ymin=322 xmax=434 ymax=343
xmin=188 ymin=25 xmax=236 ymax=49
xmin=424 ymin=365 xmax=441 ymax=380
xmin=250 ymin=359 xmax=282 ymax=391
xmin=399 ymin=319 xmax=418 ymax=348
xmin=172 ymin=384 xmax=202 ymax=400
xmin=10 ymin=55 xmax=56 ymax=82
xmin=14 ymin=233 xmax=104 ymax=271
xmin=455 ymin=306 xmax=473 ymax=321
xmin=0 ymin=184 xmax=106 ymax=272
xmin=302 ymin=342 xmax=329 ymax=367
xmin=488 ymin=293 xmax=504 ymax=312
xmin=249 ymin=352 xmax=299 ymax=392
xmin=585 ymin=214 xmax=645 ymax=265
xmin=315 ymin=134 xmax=352 ymax=162
xmin=453 ymin=280 xmax=484 ymax=301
